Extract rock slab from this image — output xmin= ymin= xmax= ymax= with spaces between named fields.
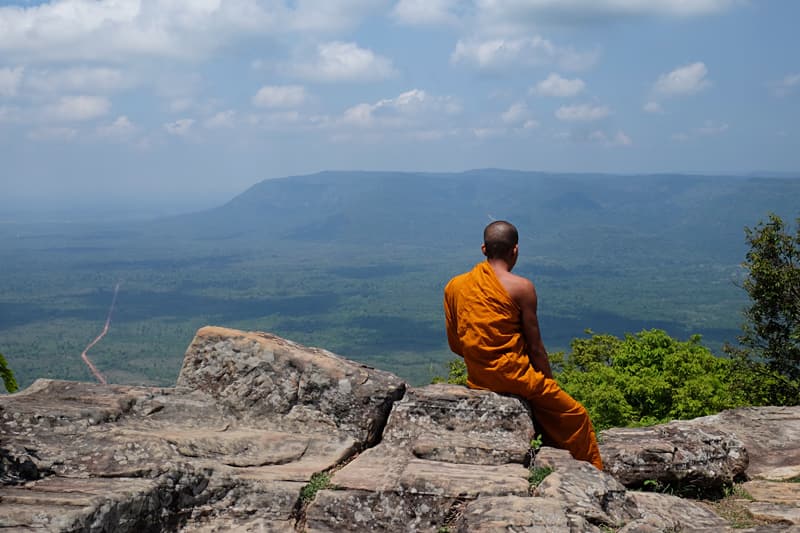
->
xmin=0 ymin=326 xmax=405 ymax=532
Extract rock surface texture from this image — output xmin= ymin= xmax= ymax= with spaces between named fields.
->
xmin=1 ymin=326 xmax=799 ymax=532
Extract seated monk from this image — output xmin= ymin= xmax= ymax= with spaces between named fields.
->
xmin=444 ymin=220 xmax=603 ymax=470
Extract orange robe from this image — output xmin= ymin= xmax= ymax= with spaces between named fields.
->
xmin=444 ymin=261 xmax=603 ymax=470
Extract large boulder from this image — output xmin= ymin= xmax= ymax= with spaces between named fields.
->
xmin=305 ymin=384 xmax=536 ymax=532
xmin=600 ymin=418 xmax=749 ymax=490
xmin=0 ymin=327 xmax=406 ymax=532
xmin=177 ymin=326 xmax=406 ymax=447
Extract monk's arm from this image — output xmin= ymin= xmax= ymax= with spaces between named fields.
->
xmin=516 ymin=280 xmax=554 ymax=379
xmin=443 ymin=294 xmax=464 ymax=357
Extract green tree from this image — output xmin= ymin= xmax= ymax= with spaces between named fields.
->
xmin=435 ymin=329 xmax=744 ymax=431
xmin=726 ymin=213 xmax=800 ymax=405
xmin=556 ymin=329 xmax=744 ymax=431
xmin=0 ymin=351 xmax=18 ymax=393
xmin=432 ymin=358 xmax=468 ymax=386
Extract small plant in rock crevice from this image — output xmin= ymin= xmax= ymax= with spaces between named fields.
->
xmin=300 ymin=471 xmax=332 ymax=503
xmin=528 ymin=465 xmax=553 ymax=489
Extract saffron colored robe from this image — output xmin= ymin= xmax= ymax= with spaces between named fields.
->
xmin=444 ymin=261 xmax=603 ymax=470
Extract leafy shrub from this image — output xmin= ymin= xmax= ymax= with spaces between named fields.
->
xmin=432 ymin=358 xmax=468 ymax=386
xmin=0 ymin=352 xmax=17 ymax=393
xmin=556 ymin=329 xmax=745 ymax=430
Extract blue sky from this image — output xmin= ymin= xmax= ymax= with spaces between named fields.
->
xmin=0 ymin=0 xmax=798 ymax=212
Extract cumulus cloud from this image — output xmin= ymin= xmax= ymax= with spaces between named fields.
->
xmin=26 ymin=67 xmax=130 ymax=93
xmin=164 ymin=118 xmax=194 ymax=136
xmin=342 ymin=89 xmax=460 ymax=128
xmin=28 ymin=126 xmax=78 ymax=141
xmin=291 ymin=41 xmax=397 ymax=82
xmin=451 ymin=37 xmax=598 ymax=72
xmin=0 ymin=1 xmax=270 ymax=61
xmin=205 ymin=110 xmax=237 ymax=129
xmin=0 ymin=66 xmax=23 ymax=97
xmin=46 ymin=95 xmax=110 ymax=121
xmin=557 ymin=128 xmax=632 ymax=146
xmin=391 ymin=0 xmax=462 ymax=26
xmin=643 ymin=101 xmax=663 ymax=113
xmin=533 ymin=73 xmax=585 ymax=97
xmin=653 ymin=62 xmax=711 ymax=96
xmin=0 ymin=0 xmax=386 ymax=63
xmin=253 ymin=85 xmax=307 ymax=109
xmin=285 ymin=0 xmax=388 ymax=33
xmin=770 ymin=73 xmax=800 ymax=97
xmin=555 ymin=104 xmax=610 ymax=121
xmin=696 ymin=120 xmax=729 ymax=136
xmin=500 ymin=102 xmax=530 ymax=125
xmin=672 ymin=119 xmax=729 ymax=141
xmin=474 ymin=0 xmax=742 ymax=30
xmin=98 ymin=115 xmax=136 ymax=138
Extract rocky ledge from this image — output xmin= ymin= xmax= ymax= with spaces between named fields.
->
xmin=1 ymin=326 xmax=799 ymax=532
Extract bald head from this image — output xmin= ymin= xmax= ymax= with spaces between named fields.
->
xmin=483 ymin=221 xmax=518 ymax=259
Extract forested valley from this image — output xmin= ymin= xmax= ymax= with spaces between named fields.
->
xmin=2 ymin=170 xmax=798 ymax=391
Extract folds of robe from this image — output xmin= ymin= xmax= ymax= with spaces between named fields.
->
xmin=444 ymin=261 xmax=603 ymax=470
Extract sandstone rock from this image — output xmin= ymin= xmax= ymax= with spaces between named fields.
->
xmin=619 ymin=491 xmax=731 ymax=532
xmin=693 ymin=407 xmax=800 ymax=479
xmin=453 ymin=496 xmax=601 ymax=532
xmin=381 ymin=383 xmax=535 ymax=465
xmin=0 ymin=327 xmax=406 ymax=532
xmin=533 ymin=447 xmax=639 ymax=528
xmin=600 ymin=419 xmax=749 ymax=490
xmin=177 ymin=326 xmax=406 ymax=447
xmin=305 ymin=384 xmax=534 ymax=532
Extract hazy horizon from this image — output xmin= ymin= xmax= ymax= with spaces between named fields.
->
xmin=4 ymin=167 xmax=800 ymax=225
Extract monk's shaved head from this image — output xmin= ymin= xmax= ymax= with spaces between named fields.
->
xmin=483 ymin=221 xmax=518 ymax=259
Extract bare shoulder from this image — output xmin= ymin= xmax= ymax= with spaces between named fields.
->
xmin=498 ymin=271 xmax=536 ymax=303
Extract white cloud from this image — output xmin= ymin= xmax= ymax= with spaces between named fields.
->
xmin=253 ymin=85 xmax=307 ymax=109
xmin=771 ymin=73 xmax=800 ymax=97
xmin=555 ymin=104 xmax=610 ymax=121
xmin=696 ymin=120 xmax=729 ymax=136
xmin=672 ymin=119 xmax=729 ymax=141
xmin=451 ymin=36 xmax=598 ymax=72
xmin=342 ymin=89 xmax=460 ymax=128
xmin=28 ymin=126 xmax=78 ymax=141
xmin=533 ymin=73 xmax=585 ymax=97
xmin=611 ymin=130 xmax=632 ymax=146
xmin=473 ymin=0 xmax=742 ymax=30
xmin=500 ymin=102 xmax=529 ymax=125
xmin=0 ymin=1 xmax=385 ymax=63
xmin=46 ymin=95 xmax=110 ymax=121
xmin=558 ymin=128 xmax=632 ymax=146
xmin=98 ymin=115 xmax=135 ymax=138
xmin=0 ymin=66 xmax=23 ymax=97
xmin=653 ymin=62 xmax=711 ymax=96
xmin=472 ymin=127 xmax=504 ymax=139
xmin=284 ymin=0 xmax=387 ymax=33
xmin=164 ymin=118 xmax=194 ymax=136
xmin=205 ymin=110 xmax=237 ymax=129
xmin=291 ymin=41 xmax=397 ymax=82
xmin=0 ymin=0 xmax=276 ymax=61
xmin=26 ymin=67 xmax=130 ymax=93
xmin=392 ymin=0 xmax=462 ymax=26
xmin=643 ymin=101 xmax=663 ymax=113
